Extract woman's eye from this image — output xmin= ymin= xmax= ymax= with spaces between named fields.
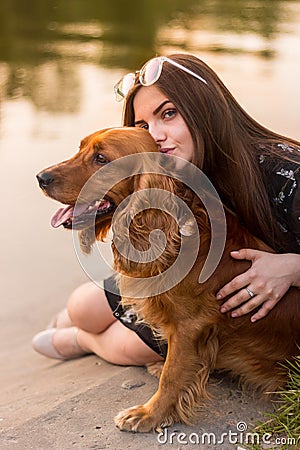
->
xmin=162 ymin=109 xmax=176 ymax=120
xmin=95 ymin=154 xmax=109 ymax=164
xmin=138 ymin=123 xmax=149 ymax=130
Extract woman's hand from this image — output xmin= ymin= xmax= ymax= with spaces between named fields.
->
xmin=216 ymin=249 xmax=300 ymax=322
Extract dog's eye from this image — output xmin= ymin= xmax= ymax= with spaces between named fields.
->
xmin=95 ymin=154 xmax=109 ymax=165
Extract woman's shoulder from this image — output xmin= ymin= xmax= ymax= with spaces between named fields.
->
xmin=257 ymin=142 xmax=300 ymax=252
xmin=258 ymin=142 xmax=299 ymax=196
xmin=258 ymin=143 xmax=300 ymax=170
xmin=258 ymin=144 xmax=299 ymax=191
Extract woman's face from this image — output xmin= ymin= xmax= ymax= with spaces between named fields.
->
xmin=132 ymin=85 xmax=195 ymax=162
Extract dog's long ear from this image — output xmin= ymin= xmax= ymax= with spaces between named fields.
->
xmin=112 ymin=172 xmax=184 ymax=278
xmin=79 ymin=228 xmax=95 ymax=254
xmin=137 ymin=172 xmax=210 ymax=238
xmin=79 ymin=220 xmax=112 ymax=254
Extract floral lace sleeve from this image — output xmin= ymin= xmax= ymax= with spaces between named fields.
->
xmin=259 ymin=144 xmax=300 ymax=252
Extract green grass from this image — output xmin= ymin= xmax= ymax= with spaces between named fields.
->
xmin=246 ymin=354 xmax=300 ymax=450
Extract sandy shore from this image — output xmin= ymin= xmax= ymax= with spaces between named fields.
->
xmin=1 ymin=350 xmax=274 ymax=450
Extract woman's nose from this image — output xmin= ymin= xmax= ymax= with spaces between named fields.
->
xmin=148 ymin=124 xmax=166 ymax=144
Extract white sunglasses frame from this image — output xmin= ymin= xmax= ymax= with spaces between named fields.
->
xmin=114 ymin=56 xmax=207 ymax=101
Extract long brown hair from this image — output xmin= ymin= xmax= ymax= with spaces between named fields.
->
xmin=122 ymin=53 xmax=300 ymax=251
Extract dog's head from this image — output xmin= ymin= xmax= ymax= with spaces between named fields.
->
xmin=37 ymin=127 xmax=159 ymax=251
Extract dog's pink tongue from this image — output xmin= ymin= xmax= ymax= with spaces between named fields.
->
xmin=51 ymin=205 xmax=74 ymax=228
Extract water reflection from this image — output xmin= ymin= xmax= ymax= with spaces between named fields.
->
xmin=0 ymin=0 xmax=299 ymax=114
xmin=0 ymin=0 xmax=297 ymax=65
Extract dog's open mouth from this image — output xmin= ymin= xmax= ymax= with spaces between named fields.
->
xmin=51 ymin=198 xmax=115 ymax=230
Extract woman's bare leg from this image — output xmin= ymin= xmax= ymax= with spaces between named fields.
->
xmin=35 ymin=281 xmax=163 ymax=365
xmin=66 ymin=281 xmax=117 ymax=333
xmin=77 ymin=321 xmax=163 ymax=366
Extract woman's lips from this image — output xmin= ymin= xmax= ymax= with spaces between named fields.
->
xmin=159 ymin=148 xmax=175 ymax=155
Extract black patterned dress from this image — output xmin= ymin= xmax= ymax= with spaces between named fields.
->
xmin=258 ymin=144 xmax=300 ymax=252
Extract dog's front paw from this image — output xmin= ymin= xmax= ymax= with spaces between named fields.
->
xmin=114 ymin=405 xmax=161 ymax=432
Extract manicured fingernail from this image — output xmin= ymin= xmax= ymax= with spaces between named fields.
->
xmin=251 ymin=317 xmax=257 ymax=323
xmin=220 ymin=307 xmax=226 ymax=313
xmin=231 ymin=312 xmax=238 ymax=318
xmin=231 ymin=250 xmax=239 ymax=254
xmin=216 ymin=294 xmax=222 ymax=300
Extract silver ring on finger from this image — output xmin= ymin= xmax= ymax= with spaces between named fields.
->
xmin=245 ymin=287 xmax=255 ymax=299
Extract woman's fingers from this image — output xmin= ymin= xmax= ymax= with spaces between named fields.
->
xmin=226 ymin=294 xmax=277 ymax=321
xmin=250 ymin=299 xmax=280 ymax=322
xmin=221 ymin=288 xmax=261 ymax=317
xmin=216 ymin=249 xmax=258 ymax=300
xmin=217 ymin=248 xmax=271 ymax=320
xmin=216 ymin=249 xmax=295 ymax=322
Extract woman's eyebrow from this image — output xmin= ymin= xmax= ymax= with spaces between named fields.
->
xmin=134 ymin=100 xmax=171 ymax=126
xmin=153 ymin=100 xmax=171 ymax=115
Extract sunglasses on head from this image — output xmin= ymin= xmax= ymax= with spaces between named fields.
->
xmin=114 ymin=56 xmax=207 ymax=102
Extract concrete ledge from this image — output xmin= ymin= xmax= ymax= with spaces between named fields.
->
xmin=1 ymin=362 xmax=273 ymax=450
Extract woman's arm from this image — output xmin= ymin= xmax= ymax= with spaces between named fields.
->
xmin=216 ymin=249 xmax=300 ymax=322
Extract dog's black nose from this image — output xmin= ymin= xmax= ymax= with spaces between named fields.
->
xmin=36 ymin=171 xmax=54 ymax=189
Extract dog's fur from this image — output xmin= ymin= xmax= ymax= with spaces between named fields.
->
xmin=37 ymin=127 xmax=300 ymax=432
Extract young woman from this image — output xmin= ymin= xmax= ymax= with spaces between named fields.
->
xmin=33 ymin=54 xmax=300 ymax=363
